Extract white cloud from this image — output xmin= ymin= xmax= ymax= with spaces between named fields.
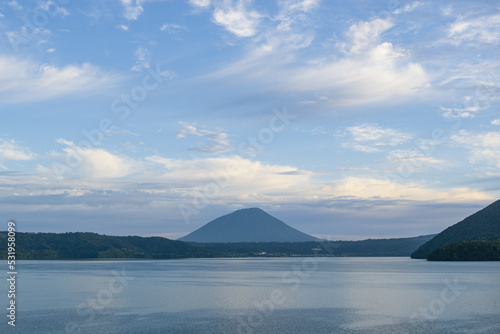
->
xmin=392 ymin=1 xmax=423 ymax=15
xmin=343 ymin=124 xmax=412 ymax=152
xmin=131 ymin=47 xmax=150 ymax=72
xmin=16 ymin=155 xmax=316 ymax=210
xmin=347 ymin=124 xmax=410 ymax=143
xmin=332 ymin=176 xmax=493 ymax=202
xmin=5 ymin=27 xmax=52 ymax=49
xmin=290 ymin=42 xmax=428 ymax=106
xmin=451 ymin=130 xmax=500 ymax=171
xmin=160 ymin=23 xmax=185 ymax=33
xmin=38 ymin=1 xmax=70 ymax=17
xmin=117 ymin=24 xmax=129 ymax=31
xmin=0 ymin=56 xmax=119 ymax=103
xmin=274 ymin=0 xmax=319 ymax=35
xmin=9 ymin=152 xmax=495 ymax=223
xmin=200 ymin=0 xmax=319 ymax=77
xmin=145 ymin=155 xmax=183 ymax=170
xmin=145 ymin=155 xmax=312 ymax=195
xmin=202 ymin=0 xmax=319 ymax=81
xmin=289 ymin=18 xmax=426 ymax=105
xmin=189 ymin=0 xmax=211 ymax=7
xmin=27 ymin=156 xmax=499 ymax=206
xmin=7 ymin=1 xmax=22 ymax=10
xmin=447 ymin=13 xmax=500 ymax=45
xmin=211 ymin=30 xmax=314 ymax=78
xmin=0 ymin=139 xmax=37 ymax=168
xmin=207 ymin=12 xmax=428 ymax=107
xmin=278 ymin=0 xmax=320 ymax=13
xmin=176 ymin=122 xmax=208 ymax=138
xmin=191 ymin=132 xmax=232 ymax=153
xmin=176 ymin=122 xmax=233 ymax=154
xmin=309 ymin=126 xmax=332 ymax=136
xmin=452 ymin=130 xmax=500 ymax=149
xmin=121 ymin=0 xmax=144 ymax=20
xmin=54 ymin=139 xmax=135 ymax=179
xmin=440 ymin=104 xmax=481 ymax=118
xmin=387 ymin=149 xmax=447 ymax=169
xmin=344 ymin=18 xmax=394 ymax=54
xmin=437 ymin=62 xmax=500 ymax=117
xmin=46 ymin=48 xmax=56 ymax=53
xmin=441 ymin=5 xmax=453 ymax=17
xmin=212 ymin=2 xmax=262 ymax=37
xmin=492 ymin=119 xmax=500 ymax=125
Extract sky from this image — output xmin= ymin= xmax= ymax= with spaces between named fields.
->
xmin=0 ymin=0 xmax=499 ymax=240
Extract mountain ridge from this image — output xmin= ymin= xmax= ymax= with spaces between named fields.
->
xmin=0 ymin=231 xmax=435 ymax=259
xmin=411 ymin=199 xmax=500 ymax=259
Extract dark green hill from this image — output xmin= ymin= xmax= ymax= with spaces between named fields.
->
xmin=427 ymin=240 xmax=500 ymax=261
xmin=411 ymin=200 xmax=500 ymax=259
xmin=0 ymin=232 xmax=212 ymax=260
xmin=178 ymin=208 xmax=320 ymax=243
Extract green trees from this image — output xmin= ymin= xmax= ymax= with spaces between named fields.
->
xmin=427 ymin=240 xmax=500 ymax=261
xmin=0 ymin=231 xmax=435 ymax=259
xmin=0 ymin=232 xmax=212 ymax=260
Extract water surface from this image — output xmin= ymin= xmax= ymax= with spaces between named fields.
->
xmin=1 ymin=257 xmax=499 ymax=333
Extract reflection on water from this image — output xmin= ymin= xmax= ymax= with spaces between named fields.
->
xmin=1 ymin=258 xmax=499 ymax=333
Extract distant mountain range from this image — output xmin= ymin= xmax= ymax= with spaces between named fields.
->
xmin=178 ymin=208 xmax=320 ymax=243
xmin=0 ymin=231 xmax=435 ymax=260
xmin=0 ymin=232 xmax=212 ymax=260
xmin=5 ymin=201 xmax=498 ymax=260
xmin=0 ymin=207 xmax=436 ymax=259
xmin=411 ymin=200 xmax=500 ymax=259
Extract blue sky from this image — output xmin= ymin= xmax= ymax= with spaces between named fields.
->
xmin=1 ymin=0 xmax=499 ymax=240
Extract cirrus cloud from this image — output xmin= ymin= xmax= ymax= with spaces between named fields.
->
xmin=0 ymin=138 xmax=37 ymax=169
xmin=212 ymin=1 xmax=262 ymax=37
xmin=0 ymin=56 xmax=119 ymax=104
xmin=451 ymin=130 xmax=500 ymax=173
xmin=342 ymin=123 xmax=412 ymax=153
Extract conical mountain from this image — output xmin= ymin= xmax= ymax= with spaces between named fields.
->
xmin=411 ymin=199 xmax=500 ymax=259
xmin=178 ymin=208 xmax=319 ymax=243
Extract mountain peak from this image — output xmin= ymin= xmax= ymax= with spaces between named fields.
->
xmin=178 ymin=208 xmax=319 ymax=243
xmin=234 ymin=207 xmax=265 ymax=214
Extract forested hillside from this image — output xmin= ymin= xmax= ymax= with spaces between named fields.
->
xmin=412 ymin=200 xmax=500 ymax=259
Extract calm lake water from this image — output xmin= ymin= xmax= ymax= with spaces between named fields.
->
xmin=1 ymin=257 xmax=499 ymax=333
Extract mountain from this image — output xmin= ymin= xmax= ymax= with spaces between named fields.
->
xmin=0 ymin=232 xmax=212 ymax=260
xmin=411 ymin=200 xmax=500 ymax=259
xmin=178 ymin=208 xmax=320 ymax=243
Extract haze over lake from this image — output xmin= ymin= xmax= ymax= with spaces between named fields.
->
xmin=3 ymin=258 xmax=499 ymax=334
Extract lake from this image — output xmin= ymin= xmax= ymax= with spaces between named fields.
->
xmin=1 ymin=257 xmax=499 ymax=333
